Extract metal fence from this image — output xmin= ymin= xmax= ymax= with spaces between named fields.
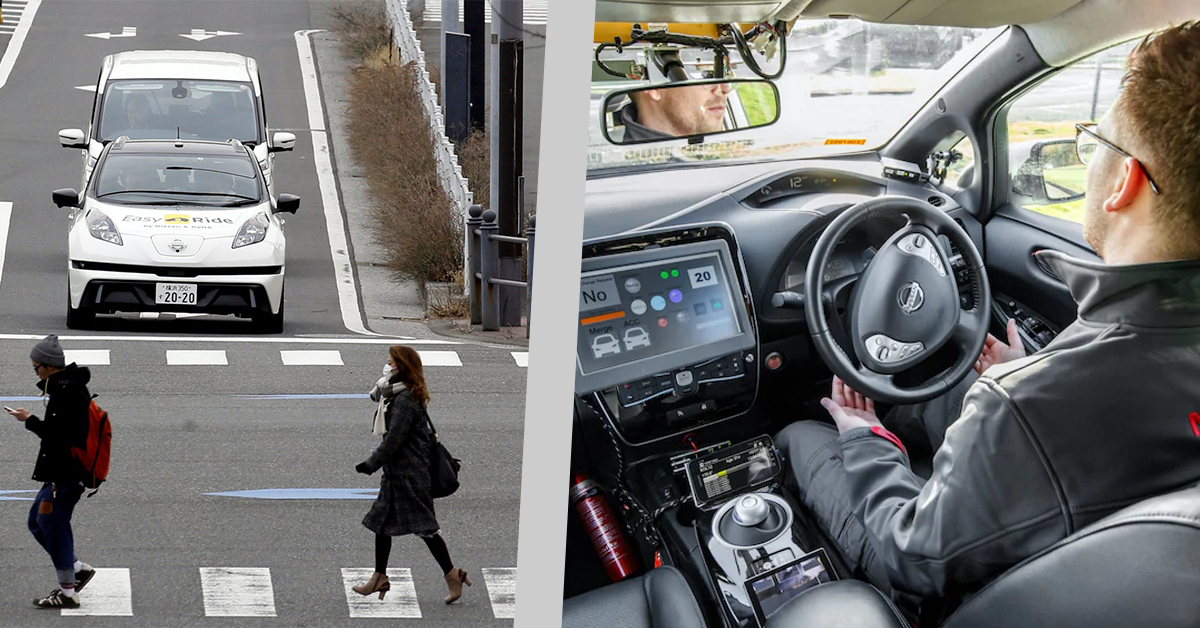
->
xmin=384 ymin=0 xmax=474 ymax=285
xmin=467 ymin=205 xmax=534 ymax=336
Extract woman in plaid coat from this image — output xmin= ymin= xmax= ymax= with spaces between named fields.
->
xmin=352 ymin=346 xmax=471 ymax=604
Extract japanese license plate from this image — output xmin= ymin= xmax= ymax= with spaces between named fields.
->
xmin=155 ymin=283 xmax=197 ymax=306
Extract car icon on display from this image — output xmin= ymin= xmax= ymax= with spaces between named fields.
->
xmin=592 ymin=333 xmax=621 ymax=358
xmin=624 ymin=327 xmax=651 ymax=350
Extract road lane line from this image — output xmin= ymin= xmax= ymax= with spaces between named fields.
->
xmin=341 ymin=568 xmax=422 ymax=617
xmin=418 ymin=350 xmax=462 ymax=366
xmin=0 ymin=0 xmax=38 ymax=86
xmin=64 ymin=349 xmax=110 ymax=365
xmin=280 ymin=349 xmax=343 ymax=365
xmin=0 ymin=203 xmax=11 ymax=295
xmin=166 ymin=350 xmax=227 ymax=365
xmin=61 ymin=568 xmax=133 ymax=617
xmin=0 ymin=334 xmax=454 ymax=345
xmin=200 ymin=568 xmax=276 ymax=617
xmin=482 ymin=568 xmax=517 ymax=619
xmin=511 ymin=351 xmax=528 ymax=367
xmin=233 ymin=393 xmax=370 ymax=400
xmin=294 ymin=29 xmax=374 ymax=336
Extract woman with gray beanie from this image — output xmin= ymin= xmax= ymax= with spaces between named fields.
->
xmin=6 ymin=335 xmax=97 ymax=609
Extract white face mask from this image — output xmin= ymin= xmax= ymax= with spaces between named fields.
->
xmin=383 ymin=363 xmax=396 ymax=376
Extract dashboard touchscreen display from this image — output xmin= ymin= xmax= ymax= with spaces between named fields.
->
xmin=686 ymin=436 xmax=780 ymax=508
xmin=577 ymin=251 xmax=742 ymax=376
xmin=746 ymin=548 xmax=837 ymax=626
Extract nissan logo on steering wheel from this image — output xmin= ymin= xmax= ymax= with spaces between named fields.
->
xmin=898 ymin=281 xmax=925 ymax=314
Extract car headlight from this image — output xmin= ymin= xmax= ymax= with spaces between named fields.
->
xmin=86 ymin=210 xmax=122 ymax=246
xmin=232 ymin=212 xmax=270 ymax=249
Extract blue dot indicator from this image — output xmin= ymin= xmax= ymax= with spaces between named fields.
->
xmin=669 ymin=289 xmax=683 ymax=303
xmin=651 ymin=296 xmax=667 ymax=311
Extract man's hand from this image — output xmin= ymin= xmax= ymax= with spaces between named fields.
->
xmin=821 ymin=376 xmax=882 ymax=434
xmin=6 ymin=407 xmax=30 ymax=422
xmin=355 ymin=462 xmax=372 ymax=476
xmin=974 ymin=318 xmax=1027 ymax=375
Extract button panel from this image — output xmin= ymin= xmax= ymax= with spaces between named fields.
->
xmin=897 ymin=233 xmax=947 ymax=276
xmin=864 ymin=334 xmax=924 ymax=364
xmin=615 ymin=351 xmax=749 ymax=408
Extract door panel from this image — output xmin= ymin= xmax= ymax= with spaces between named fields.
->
xmin=983 ymin=203 xmax=1096 ymax=349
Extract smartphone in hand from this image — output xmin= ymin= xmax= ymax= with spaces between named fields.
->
xmin=4 ymin=406 xmax=15 ymax=413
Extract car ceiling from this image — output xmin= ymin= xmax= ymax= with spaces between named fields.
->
xmin=594 ymin=0 xmax=1088 ymax=27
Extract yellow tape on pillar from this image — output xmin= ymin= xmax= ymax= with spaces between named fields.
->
xmin=594 ymin=22 xmax=722 ymax=44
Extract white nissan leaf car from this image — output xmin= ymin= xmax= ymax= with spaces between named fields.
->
xmin=58 ymin=50 xmax=295 ymax=195
xmin=52 ymin=137 xmax=298 ymax=333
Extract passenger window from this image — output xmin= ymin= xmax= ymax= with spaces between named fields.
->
xmin=1005 ymin=41 xmax=1138 ymax=222
xmin=944 ymin=136 xmax=975 ymax=189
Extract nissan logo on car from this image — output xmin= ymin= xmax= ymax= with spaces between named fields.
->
xmin=898 ymin=281 xmax=925 ymax=314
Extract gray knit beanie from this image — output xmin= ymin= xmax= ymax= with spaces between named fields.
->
xmin=30 ymin=334 xmax=66 ymax=369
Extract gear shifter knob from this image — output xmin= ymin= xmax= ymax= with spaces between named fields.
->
xmin=732 ymin=494 xmax=769 ymax=527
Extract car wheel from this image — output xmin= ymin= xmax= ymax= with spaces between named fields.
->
xmin=66 ymin=283 xmax=93 ymax=330
xmin=254 ymin=289 xmax=284 ymax=334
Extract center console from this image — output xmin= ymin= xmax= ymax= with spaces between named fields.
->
xmin=575 ymin=224 xmax=758 ymax=445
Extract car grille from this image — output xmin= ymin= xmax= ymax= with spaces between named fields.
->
xmin=71 ymin=261 xmax=282 ymax=277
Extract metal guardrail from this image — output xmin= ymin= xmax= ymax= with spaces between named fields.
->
xmin=385 ymin=0 xmax=475 ymax=284
xmin=467 ymin=205 xmax=535 ymax=335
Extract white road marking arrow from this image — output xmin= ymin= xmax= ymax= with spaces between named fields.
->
xmin=75 ymin=85 xmax=97 ymax=92
xmin=180 ymin=29 xmax=241 ymax=42
xmin=85 ymin=26 xmax=136 ymax=39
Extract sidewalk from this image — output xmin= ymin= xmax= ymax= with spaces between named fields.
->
xmin=311 ymin=17 xmax=530 ymax=346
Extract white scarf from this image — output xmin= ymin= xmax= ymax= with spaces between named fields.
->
xmin=369 ymin=377 xmax=408 ymax=436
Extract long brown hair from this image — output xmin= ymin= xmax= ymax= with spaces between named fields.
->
xmin=389 ymin=345 xmax=430 ymax=407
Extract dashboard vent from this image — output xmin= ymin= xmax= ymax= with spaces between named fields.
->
xmin=927 ymin=195 xmax=946 ymax=207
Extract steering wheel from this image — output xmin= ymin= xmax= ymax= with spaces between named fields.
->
xmin=804 ymin=196 xmax=991 ymax=405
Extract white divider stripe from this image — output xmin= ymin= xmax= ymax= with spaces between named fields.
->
xmin=0 ymin=0 xmax=40 ymax=89
xmin=64 ymin=350 xmax=110 ymax=366
xmin=482 ymin=568 xmax=517 ymax=619
xmin=511 ymin=351 xmax=528 ymax=367
xmin=200 ymin=568 xmax=276 ymax=617
xmin=61 ymin=568 xmax=133 ymax=617
xmin=341 ymin=568 xmax=421 ymax=618
xmin=417 ymin=350 xmax=462 ymax=367
xmin=280 ymin=350 xmax=344 ymax=366
xmin=166 ymin=350 xmax=227 ymax=366
xmin=0 ymin=203 xmax=12 ymax=295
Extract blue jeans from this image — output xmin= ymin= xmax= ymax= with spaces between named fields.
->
xmin=28 ymin=482 xmax=84 ymax=571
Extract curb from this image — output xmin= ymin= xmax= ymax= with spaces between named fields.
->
xmin=425 ymin=319 xmax=530 ymax=348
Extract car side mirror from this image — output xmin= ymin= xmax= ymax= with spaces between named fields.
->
xmin=1012 ymin=139 xmax=1086 ymax=204
xmin=275 ymin=193 xmax=300 ymax=214
xmin=600 ymin=77 xmax=781 ymax=146
xmin=59 ymin=129 xmax=88 ymax=150
xmin=270 ymin=131 xmax=296 ymax=153
xmin=52 ymin=188 xmax=81 ymax=209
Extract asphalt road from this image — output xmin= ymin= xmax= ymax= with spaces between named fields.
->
xmin=0 ymin=1 xmax=525 ymax=625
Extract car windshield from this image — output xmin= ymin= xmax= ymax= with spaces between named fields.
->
xmin=588 ymin=20 xmax=1006 ymax=175
xmin=97 ymin=80 xmax=260 ymax=144
xmin=93 ymin=153 xmax=261 ymax=206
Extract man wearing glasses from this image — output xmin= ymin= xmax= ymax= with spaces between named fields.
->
xmin=6 ymin=335 xmax=97 ymax=609
xmin=774 ymin=21 xmax=1200 ymax=608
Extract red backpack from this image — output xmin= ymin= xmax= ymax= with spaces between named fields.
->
xmin=69 ymin=396 xmax=111 ymax=492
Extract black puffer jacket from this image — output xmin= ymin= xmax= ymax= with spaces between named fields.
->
xmin=24 ymin=364 xmax=92 ymax=484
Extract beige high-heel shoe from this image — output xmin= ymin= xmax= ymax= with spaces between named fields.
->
xmin=444 ymin=567 xmax=472 ymax=604
xmin=353 ymin=572 xmax=391 ymax=600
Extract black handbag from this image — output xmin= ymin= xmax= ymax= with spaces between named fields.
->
xmin=425 ymin=411 xmax=461 ymax=498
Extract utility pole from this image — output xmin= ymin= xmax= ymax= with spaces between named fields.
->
xmin=490 ymin=0 xmax=523 ymax=327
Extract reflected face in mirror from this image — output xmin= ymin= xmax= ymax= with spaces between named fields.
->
xmin=630 ymin=82 xmax=733 ymax=138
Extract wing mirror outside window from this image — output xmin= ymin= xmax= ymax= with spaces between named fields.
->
xmin=1011 ymin=138 xmax=1086 ymax=204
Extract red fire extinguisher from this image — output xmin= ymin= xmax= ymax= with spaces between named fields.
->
xmin=570 ymin=473 xmax=642 ymax=583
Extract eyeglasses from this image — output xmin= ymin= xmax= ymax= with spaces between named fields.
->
xmin=1075 ymin=123 xmax=1161 ymax=195
xmin=32 ymin=364 xmax=42 ymax=374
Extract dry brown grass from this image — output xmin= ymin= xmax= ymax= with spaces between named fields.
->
xmin=455 ymin=128 xmax=491 ymax=210
xmin=330 ymin=2 xmax=393 ymax=63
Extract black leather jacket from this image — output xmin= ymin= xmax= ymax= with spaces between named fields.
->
xmin=837 ymin=251 xmax=1200 ymax=598
xmin=24 ymin=364 xmax=92 ymax=484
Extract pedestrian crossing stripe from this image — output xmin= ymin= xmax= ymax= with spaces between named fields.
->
xmin=56 ymin=566 xmax=517 ymax=618
xmin=54 ymin=349 xmax=525 ymax=368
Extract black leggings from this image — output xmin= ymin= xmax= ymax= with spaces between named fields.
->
xmin=375 ymin=533 xmax=455 ymax=575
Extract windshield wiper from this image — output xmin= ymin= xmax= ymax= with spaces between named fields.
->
xmin=164 ymin=165 xmax=255 ymax=180
xmin=218 ymin=199 xmax=261 ymax=207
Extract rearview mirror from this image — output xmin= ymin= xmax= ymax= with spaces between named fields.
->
xmin=275 ymin=193 xmax=300 ymax=214
xmin=59 ymin=129 xmax=87 ymax=150
xmin=1011 ymin=139 xmax=1086 ymax=204
xmin=52 ymin=188 xmax=81 ymax=209
xmin=270 ymin=131 xmax=296 ymax=153
xmin=601 ymin=78 xmax=781 ymax=146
